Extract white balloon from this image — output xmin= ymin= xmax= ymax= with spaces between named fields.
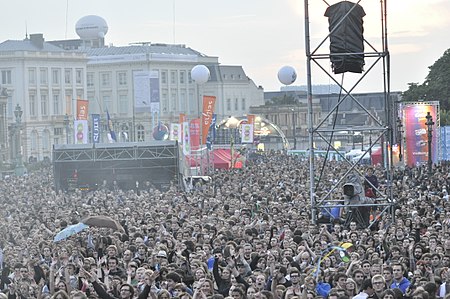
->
xmin=191 ymin=65 xmax=210 ymax=84
xmin=277 ymin=66 xmax=297 ymax=85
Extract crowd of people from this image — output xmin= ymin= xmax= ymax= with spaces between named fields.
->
xmin=1 ymin=152 xmax=450 ymax=299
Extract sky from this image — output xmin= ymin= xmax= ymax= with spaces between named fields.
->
xmin=1 ymin=0 xmax=450 ymax=93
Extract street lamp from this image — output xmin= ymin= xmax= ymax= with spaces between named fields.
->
xmin=425 ymin=111 xmax=434 ymax=176
xmin=63 ymin=113 xmax=69 ymax=144
xmin=291 ymin=108 xmax=297 ymax=150
xmin=13 ymin=104 xmax=26 ymax=176
xmin=277 ymin=65 xmax=298 ymax=149
xmin=396 ymin=117 xmax=403 ymax=162
xmin=191 ymin=64 xmax=210 ymax=174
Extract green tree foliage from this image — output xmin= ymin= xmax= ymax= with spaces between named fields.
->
xmin=266 ymin=94 xmax=297 ymax=106
xmin=402 ymin=49 xmax=450 ymax=124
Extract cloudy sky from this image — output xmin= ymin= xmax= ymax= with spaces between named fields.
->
xmin=1 ymin=0 xmax=449 ymax=93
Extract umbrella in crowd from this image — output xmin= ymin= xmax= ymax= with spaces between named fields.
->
xmin=81 ymin=215 xmax=125 ymax=233
xmin=53 ymin=222 xmax=89 ymax=242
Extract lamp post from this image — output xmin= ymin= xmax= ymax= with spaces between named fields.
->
xmin=191 ymin=64 xmax=210 ymax=174
xmin=291 ymin=108 xmax=297 ymax=150
xmin=63 ymin=113 xmax=69 ymax=144
xmin=277 ymin=65 xmax=298 ymax=150
xmin=13 ymin=104 xmax=26 ymax=176
xmin=425 ymin=111 xmax=434 ymax=176
xmin=396 ymin=117 xmax=403 ymax=162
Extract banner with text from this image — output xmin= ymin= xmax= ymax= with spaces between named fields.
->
xmin=92 ymin=114 xmax=100 ymax=144
xmin=76 ymin=99 xmax=89 ymax=120
xmin=190 ymin=118 xmax=200 ymax=149
xmin=133 ymin=71 xmax=160 ymax=113
xmin=201 ymin=96 xmax=216 ymax=144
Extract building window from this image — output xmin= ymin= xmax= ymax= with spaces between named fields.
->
xmin=119 ymin=95 xmax=128 ymax=114
xmin=234 ymin=98 xmax=238 ymax=111
xmin=42 ymin=130 xmax=50 ymax=151
xmin=241 ymin=98 xmax=246 ymax=110
xmin=101 ymin=72 xmax=111 ymax=87
xmin=180 ymin=92 xmax=186 ymax=112
xmin=118 ymin=72 xmax=127 ymax=86
xmin=170 ymin=71 xmax=177 ymax=85
xmin=137 ymin=124 xmax=145 ymax=142
xmin=76 ymin=69 xmax=83 ymax=85
xmin=41 ymin=94 xmax=48 ymax=116
xmin=180 ymin=71 xmax=185 ymax=84
xmin=1 ymin=70 xmax=12 ymax=84
xmin=52 ymin=69 xmax=60 ymax=85
xmin=161 ymin=71 xmax=167 ymax=84
xmin=226 ymin=99 xmax=231 ymax=111
xmin=40 ymin=69 xmax=48 ymax=85
xmin=29 ymin=94 xmax=37 ymax=116
xmin=31 ymin=131 xmax=38 ymax=151
xmin=29 ymin=68 xmax=36 ymax=85
xmin=54 ymin=128 xmax=63 ymax=135
xmin=87 ymin=72 xmax=94 ymax=87
xmin=171 ymin=92 xmax=177 ymax=111
xmin=65 ymin=93 xmax=72 ymax=115
xmin=161 ymin=92 xmax=168 ymax=113
xmin=65 ymin=69 xmax=72 ymax=84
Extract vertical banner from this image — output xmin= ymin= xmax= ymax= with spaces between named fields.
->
xmin=179 ymin=113 xmax=186 ymax=124
xmin=247 ymin=114 xmax=255 ymax=125
xmin=182 ymin=122 xmax=190 ymax=155
xmin=190 ymin=119 xmax=200 ymax=149
xmin=133 ymin=71 xmax=151 ymax=113
xmin=106 ymin=109 xmax=117 ymax=142
xmin=403 ymin=103 xmax=438 ymax=167
xmin=241 ymin=124 xmax=254 ymax=143
xmin=149 ymin=71 xmax=160 ymax=113
xmin=441 ymin=126 xmax=450 ymax=160
xmin=210 ymin=114 xmax=217 ymax=141
xmin=92 ymin=114 xmax=100 ymax=144
xmin=76 ymin=99 xmax=89 ymax=120
xmin=74 ymin=120 xmax=88 ymax=144
xmin=201 ymin=96 xmax=216 ymax=144
xmin=170 ymin=123 xmax=182 ymax=142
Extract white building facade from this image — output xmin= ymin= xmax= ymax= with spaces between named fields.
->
xmin=0 ymin=36 xmax=264 ymax=162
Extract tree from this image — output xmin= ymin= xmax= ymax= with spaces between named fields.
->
xmin=266 ymin=94 xmax=297 ymax=106
xmin=402 ymin=48 xmax=450 ymax=124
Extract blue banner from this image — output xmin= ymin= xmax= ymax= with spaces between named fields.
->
xmin=210 ymin=114 xmax=217 ymax=141
xmin=92 ymin=114 xmax=100 ymax=144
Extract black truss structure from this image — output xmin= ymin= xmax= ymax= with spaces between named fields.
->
xmin=304 ymin=0 xmax=395 ymax=228
xmin=53 ymin=141 xmax=179 ymax=191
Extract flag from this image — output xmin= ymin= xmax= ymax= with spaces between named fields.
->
xmin=92 ymin=114 xmax=100 ymax=144
xmin=107 ymin=109 xmax=116 ymax=142
xmin=76 ymin=99 xmax=89 ymax=120
xmin=201 ymin=96 xmax=216 ymax=144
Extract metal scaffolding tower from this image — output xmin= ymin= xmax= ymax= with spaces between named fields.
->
xmin=304 ymin=0 xmax=395 ymax=228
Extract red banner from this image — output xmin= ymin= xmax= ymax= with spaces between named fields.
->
xmin=76 ymin=99 xmax=89 ymax=120
xmin=190 ymin=118 xmax=200 ymax=149
xmin=201 ymin=96 xmax=216 ymax=144
xmin=179 ymin=113 xmax=186 ymax=124
xmin=247 ymin=114 xmax=255 ymax=125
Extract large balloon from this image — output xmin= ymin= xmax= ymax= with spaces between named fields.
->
xmin=191 ymin=65 xmax=210 ymax=84
xmin=278 ymin=65 xmax=297 ymax=85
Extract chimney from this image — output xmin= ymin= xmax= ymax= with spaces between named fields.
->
xmin=29 ymin=33 xmax=44 ymax=49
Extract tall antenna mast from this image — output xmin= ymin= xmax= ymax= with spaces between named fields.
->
xmin=173 ymin=0 xmax=176 ymax=44
xmin=65 ymin=0 xmax=69 ymax=39
xmin=25 ymin=21 xmax=28 ymax=39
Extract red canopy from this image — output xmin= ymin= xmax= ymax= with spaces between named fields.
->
xmin=184 ymin=149 xmax=241 ymax=169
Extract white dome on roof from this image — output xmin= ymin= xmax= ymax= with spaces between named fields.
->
xmin=76 ymin=15 xmax=108 ymax=40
